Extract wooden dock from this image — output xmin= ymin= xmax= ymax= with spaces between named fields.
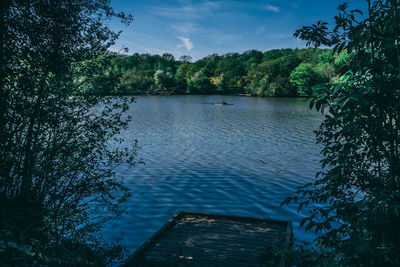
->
xmin=122 ymin=211 xmax=292 ymax=267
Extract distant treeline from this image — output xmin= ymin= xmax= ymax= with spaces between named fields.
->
xmin=98 ymin=48 xmax=351 ymax=97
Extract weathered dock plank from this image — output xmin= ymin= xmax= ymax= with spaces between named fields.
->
xmin=122 ymin=211 xmax=292 ymax=267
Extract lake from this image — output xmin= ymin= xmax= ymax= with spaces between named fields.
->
xmin=103 ymin=95 xmax=323 ymax=253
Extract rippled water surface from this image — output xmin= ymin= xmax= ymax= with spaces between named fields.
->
xmin=103 ymin=95 xmax=323 ymax=253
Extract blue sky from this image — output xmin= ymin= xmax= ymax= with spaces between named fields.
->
xmin=110 ymin=0 xmax=366 ymax=60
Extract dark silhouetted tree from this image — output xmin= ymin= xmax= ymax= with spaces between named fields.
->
xmin=0 ymin=0 xmax=135 ymax=265
xmin=283 ymin=1 xmax=400 ymax=265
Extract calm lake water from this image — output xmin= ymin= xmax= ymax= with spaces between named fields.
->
xmin=103 ymin=95 xmax=323 ymax=253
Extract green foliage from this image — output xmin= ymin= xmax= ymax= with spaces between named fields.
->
xmin=187 ymin=71 xmax=216 ymax=94
xmin=176 ymin=62 xmax=197 ymax=82
xmin=119 ymin=70 xmax=154 ymax=95
xmin=153 ymin=70 xmax=186 ymax=95
xmin=107 ymin=48 xmax=345 ymax=97
xmin=284 ymin=0 xmax=400 ymax=265
xmin=0 ymin=0 xmax=135 ymax=265
xmin=290 ymin=63 xmax=318 ymax=96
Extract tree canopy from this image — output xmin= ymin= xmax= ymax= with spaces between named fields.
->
xmin=0 ymin=0 xmax=135 ymax=265
xmin=105 ymin=48 xmax=348 ymax=97
xmin=283 ymin=1 xmax=400 ymax=265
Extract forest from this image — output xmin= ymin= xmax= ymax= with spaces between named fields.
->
xmin=100 ymin=48 xmax=351 ymax=97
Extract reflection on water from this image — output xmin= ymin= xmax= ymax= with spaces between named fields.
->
xmin=102 ymin=95 xmax=323 ymax=252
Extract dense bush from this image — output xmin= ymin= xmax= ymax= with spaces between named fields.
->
xmin=0 ymin=0 xmax=135 ymax=265
xmin=283 ymin=0 xmax=400 ymax=265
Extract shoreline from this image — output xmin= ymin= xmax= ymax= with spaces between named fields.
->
xmin=101 ymin=93 xmax=309 ymax=99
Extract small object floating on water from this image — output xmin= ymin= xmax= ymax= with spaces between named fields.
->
xmin=214 ymin=100 xmax=233 ymax=105
xmin=122 ymin=211 xmax=292 ymax=267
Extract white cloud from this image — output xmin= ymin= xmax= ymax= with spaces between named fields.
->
xmin=177 ymin=37 xmax=194 ymax=50
xmin=209 ymin=32 xmax=241 ymax=45
xmin=152 ymin=1 xmax=221 ymax=19
xmin=171 ymin=23 xmax=198 ymax=34
xmin=265 ymin=4 xmax=280 ymax=13
xmin=256 ymin=25 xmax=265 ymax=34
